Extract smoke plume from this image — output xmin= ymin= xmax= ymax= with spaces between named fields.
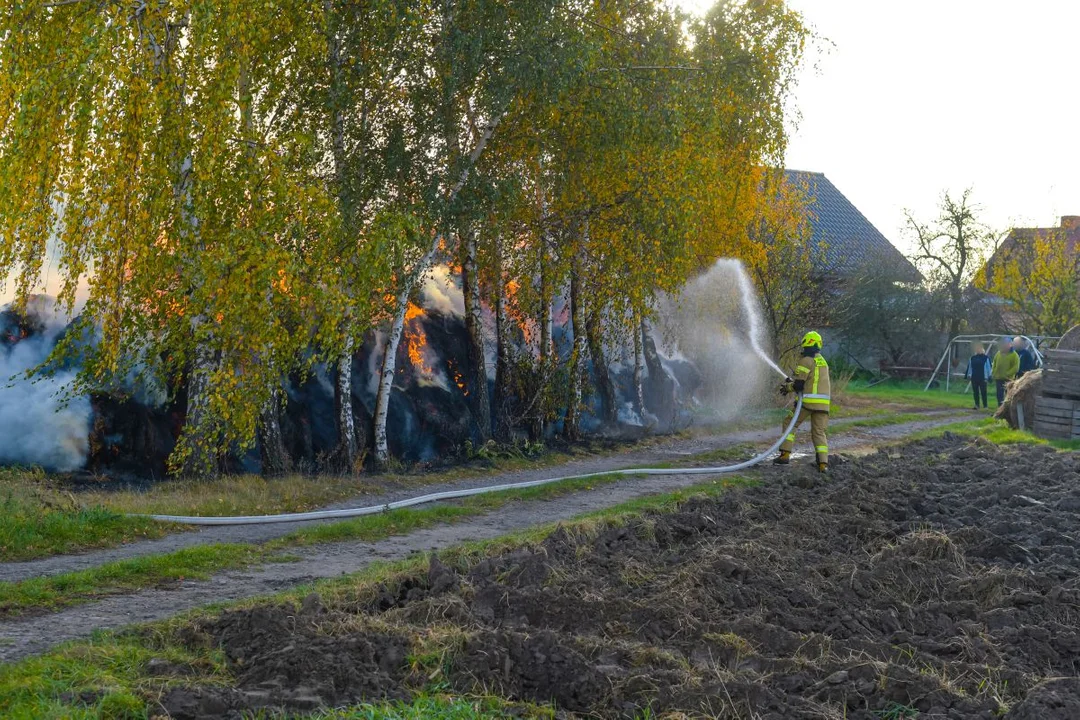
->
xmin=0 ymin=298 xmax=91 ymax=472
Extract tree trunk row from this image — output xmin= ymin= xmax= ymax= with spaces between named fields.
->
xmin=252 ymin=249 xmax=669 ymax=474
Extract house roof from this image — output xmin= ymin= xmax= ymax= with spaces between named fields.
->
xmin=986 ymin=217 xmax=1080 ymax=272
xmin=784 ymin=170 xmax=921 ymax=282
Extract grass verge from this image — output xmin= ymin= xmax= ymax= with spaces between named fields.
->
xmin=831 ymin=412 xmax=956 ymax=431
xmin=0 ymin=469 xmax=174 ymax=563
xmin=0 ymin=470 xmax=670 ymax=618
xmin=906 ymin=416 xmax=1080 ymax=450
xmin=0 ymin=476 xmax=748 ymax=719
xmin=0 ymin=381 xmax=973 ymax=564
xmin=0 ymin=544 xmax=265 ymax=617
xmin=0 ymin=436 xmax=672 ymax=563
xmin=0 ymin=404 xmax=981 ymax=617
xmin=839 ymin=380 xmax=976 ymax=412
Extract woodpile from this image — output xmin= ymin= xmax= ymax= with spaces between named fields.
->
xmin=1033 ymin=324 xmax=1080 ymax=440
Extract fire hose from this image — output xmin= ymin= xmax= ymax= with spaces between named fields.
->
xmin=136 ymin=396 xmax=803 ymax=526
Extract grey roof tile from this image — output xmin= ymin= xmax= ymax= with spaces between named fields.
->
xmin=785 ymin=170 xmax=921 ymax=281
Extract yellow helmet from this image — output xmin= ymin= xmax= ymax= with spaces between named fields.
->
xmin=801 ymin=331 xmax=823 ymax=349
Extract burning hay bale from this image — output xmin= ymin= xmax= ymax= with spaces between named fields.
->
xmin=995 ymin=368 xmax=1041 ymax=430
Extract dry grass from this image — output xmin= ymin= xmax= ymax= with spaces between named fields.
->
xmin=88 ymin=473 xmax=386 ymax=517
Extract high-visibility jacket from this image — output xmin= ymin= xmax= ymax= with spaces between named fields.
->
xmin=793 ymin=352 xmax=830 ymax=411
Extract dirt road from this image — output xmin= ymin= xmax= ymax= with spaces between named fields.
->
xmin=0 ymin=412 xmax=967 ymax=663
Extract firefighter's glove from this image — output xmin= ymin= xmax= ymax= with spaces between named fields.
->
xmin=779 ymin=378 xmax=793 ymax=396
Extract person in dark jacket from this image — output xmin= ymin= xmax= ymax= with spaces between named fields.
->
xmin=964 ymin=342 xmax=990 ymax=409
xmin=1013 ymin=336 xmax=1036 ymax=377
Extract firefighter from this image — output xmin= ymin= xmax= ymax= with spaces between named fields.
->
xmin=773 ymin=331 xmax=831 ymax=472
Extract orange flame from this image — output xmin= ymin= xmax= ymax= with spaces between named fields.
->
xmin=504 ymin=280 xmax=537 ymax=345
xmin=404 ymin=302 xmax=434 ymax=378
xmin=447 ymin=359 xmax=468 ymax=396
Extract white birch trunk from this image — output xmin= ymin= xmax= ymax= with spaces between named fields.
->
xmin=325 ymin=0 xmax=364 ymax=470
xmin=372 ymin=115 xmax=502 ymax=465
xmin=333 ymin=335 xmax=359 ymax=470
xmin=633 ymin=310 xmax=645 ymax=419
xmin=179 ymin=336 xmax=219 ymax=477
xmin=137 ymin=10 xmax=223 ymax=477
xmin=566 ymin=247 xmax=585 ymax=440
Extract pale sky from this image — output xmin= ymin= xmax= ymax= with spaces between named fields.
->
xmin=680 ymin=0 xmax=1080 ymax=253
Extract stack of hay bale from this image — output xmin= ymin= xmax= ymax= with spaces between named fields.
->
xmin=997 ymin=369 xmax=1042 ymax=430
xmin=1032 ymin=324 xmax=1080 ymax=440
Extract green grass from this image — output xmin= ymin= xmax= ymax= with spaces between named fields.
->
xmin=842 ymin=380 xmax=976 ymax=411
xmin=0 ymin=436 xmax=664 ymax=563
xmin=0 ymin=544 xmax=265 ymax=617
xmin=874 ymin=702 xmax=920 ymax=719
xmin=579 ymin=476 xmax=752 ymax=518
xmin=906 ymin=416 xmax=1080 ymax=450
xmin=291 ymin=695 xmax=556 ymax=719
xmin=0 ymin=469 xmax=172 ymax=562
xmin=0 ymin=471 xmax=638 ymax=618
xmin=0 ymin=476 xmax=749 ymax=719
xmin=0 ymin=636 xmax=225 ymax=720
xmin=658 ymin=443 xmax=757 ymax=466
xmin=829 ymin=411 xmax=975 ymax=432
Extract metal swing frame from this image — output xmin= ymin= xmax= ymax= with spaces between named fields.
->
xmin=924 ymin=334 xmax=1062 ymax=392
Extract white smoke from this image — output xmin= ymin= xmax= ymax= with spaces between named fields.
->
xmin=0 ymin=298 xmax=91 ymax=472
xmin=656 ymin=258 xmax=779 ymax=421
xmin=420 ymin=265 xmax=465 ymax=317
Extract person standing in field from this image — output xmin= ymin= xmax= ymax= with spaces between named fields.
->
xmin=991 ymin=338 xmax=1019 ymax=407
xmin=1013 ymin=336 xmax=1036 ymax=377
xmin=774 ymin=331 xmax=831 ymax=473
xmin=964 ymin=342 xmax=990 ymax=410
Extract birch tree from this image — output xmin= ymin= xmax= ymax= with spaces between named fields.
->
xmin=0 ymin=0 xmax=335 ymax=475
xmin=369 ymin=0 xmax=582 ymax=465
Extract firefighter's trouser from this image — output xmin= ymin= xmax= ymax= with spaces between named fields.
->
xmin=779 ymin=406 xmax=829 ymax=464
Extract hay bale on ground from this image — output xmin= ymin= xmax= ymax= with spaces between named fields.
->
xmin=995 ymin=368 xmax=1041 ymax=430
xmin=1058 ymin=324 xmax=1080 ymax=351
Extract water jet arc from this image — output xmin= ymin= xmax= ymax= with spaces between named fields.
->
xmin=732 ymin=263 xmax=788 ymax=379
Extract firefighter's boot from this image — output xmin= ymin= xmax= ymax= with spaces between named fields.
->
xmin=773 ymin=450 xmax=791 ymax=465
xmin=817 ymin=461 xmax=828 ymax=473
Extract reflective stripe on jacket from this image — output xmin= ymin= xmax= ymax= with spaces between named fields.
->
xmin=793 ymin=353 xmax=830 ymax=411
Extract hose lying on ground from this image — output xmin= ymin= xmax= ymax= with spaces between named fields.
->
xmin=134 ymin=397 xmax=803 ymax=526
